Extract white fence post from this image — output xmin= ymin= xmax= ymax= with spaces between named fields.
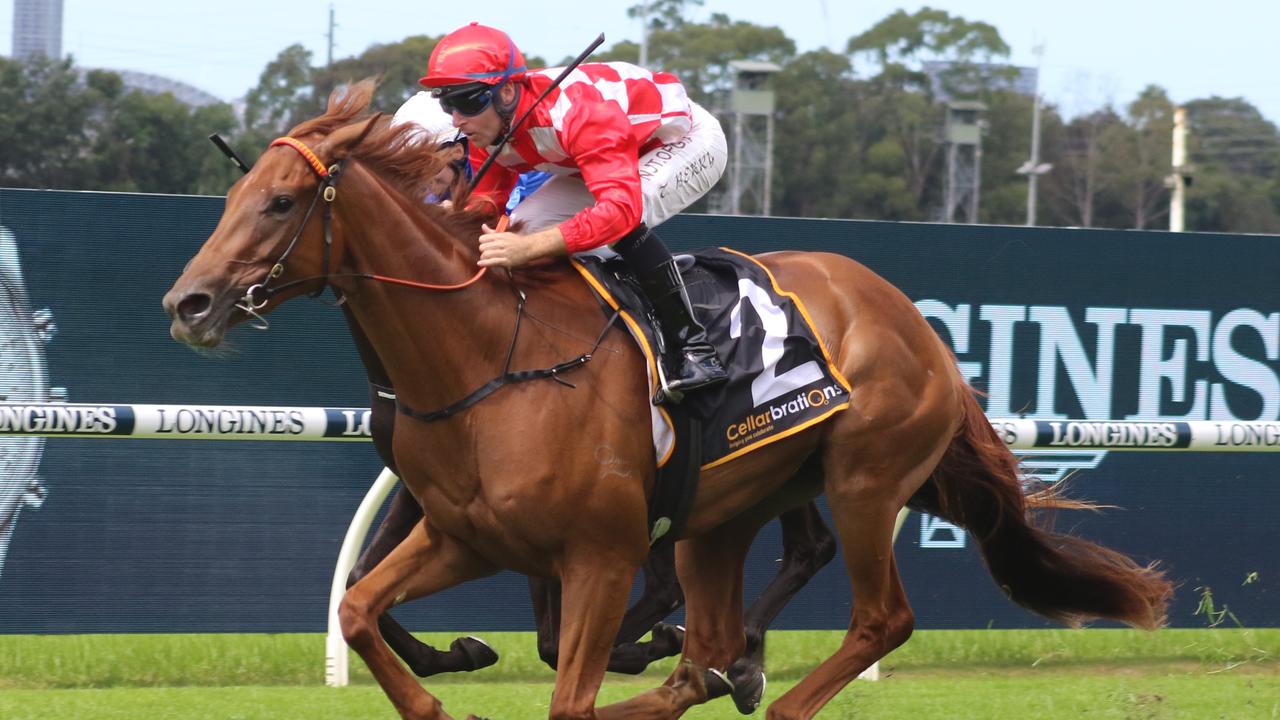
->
xmin=324 ymin=467 xmax=399 ymax=687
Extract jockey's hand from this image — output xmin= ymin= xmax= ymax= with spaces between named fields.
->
xmin=478 ymin=225 xmax=568 ymax=269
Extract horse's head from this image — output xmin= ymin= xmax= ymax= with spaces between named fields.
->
xmin=163 ymin=82 xmax=406 ymax=348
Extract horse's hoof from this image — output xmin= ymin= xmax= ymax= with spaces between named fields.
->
xmin=651 ymin=622 xmax=686 ymax=649
xmin=454 ymin=636 xmax=499 ymax=671
xmin=704 ymin=667 xmax=734 ymax=699
xmin=728 ymin=662 xmax=765 ymax=715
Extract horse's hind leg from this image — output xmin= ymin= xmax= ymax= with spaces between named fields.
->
xmin=348 ymin=485 xmax=498 ymax=678
xmin=340 ymin=518 xmax=498 ymax=720
xmin=765 ymin=449 xmax=945 ymax=720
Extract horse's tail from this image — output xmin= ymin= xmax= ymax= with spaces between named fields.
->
xmin=908 ymin=389 xmax=1173 ymax=630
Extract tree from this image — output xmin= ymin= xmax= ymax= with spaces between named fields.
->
xmin=601 ymin=12 xmax=794 ymax=106
xmin=978 ymin=89 xmax=1046 ymax=225
xmin=1042 ymin=108 xmax=1125 ymax=227
xmin=1110 ymin=86 xmax=1174 ymax=229
xmin=0 ymin=56 xmax=238 ymax=194
xmin=238 ymin=44 xmax=319 ymax=161
xmin=1181 ymin=96 xmax=1280 ymax=233
xmin=773 ymin=50 xmax=908 ymax=219
xmin=627 ymin=0 xmax=704 ymax=31
xmin=843 ymin=8 xmax=1013 ymax=219
xmin=93 ymin=90 xmax=239 ymax=194
xmin=312 ymin=35 xmax=441 ymax=116
xmin=0 ymin=56 xmax=106 ymax=188
xmin=846 ymin=7 xmax=1011 ymax=93
xmin=1185 ymin=96 xmax=1280 ymax=179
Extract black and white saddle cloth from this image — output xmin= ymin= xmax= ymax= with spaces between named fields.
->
xmin=572 ymin=247 xmax=852 ymax=470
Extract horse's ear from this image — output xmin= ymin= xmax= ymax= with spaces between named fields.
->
xmin=323 ymin=112 xmax=385 ymax=161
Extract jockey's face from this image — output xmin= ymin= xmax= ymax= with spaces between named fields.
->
xmin=450 ymin=84 xmax=516 ymax=148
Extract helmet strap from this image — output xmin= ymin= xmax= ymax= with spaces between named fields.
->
xmin=495 ymin=83 xmax=521 ymax=128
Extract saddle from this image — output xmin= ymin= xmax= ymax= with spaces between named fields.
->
xmin=573 ymin=248 xmax=852 ymax=547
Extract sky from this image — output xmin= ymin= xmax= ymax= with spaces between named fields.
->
xmin=2 ymin=1 xmax=1277 ymax=124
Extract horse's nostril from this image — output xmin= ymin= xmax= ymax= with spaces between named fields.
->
xmin=177 ymin=293 xmax=213 ymax=321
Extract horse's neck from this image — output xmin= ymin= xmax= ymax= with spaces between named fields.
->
xmin=334 ymin=170 xmax=513 ymax=411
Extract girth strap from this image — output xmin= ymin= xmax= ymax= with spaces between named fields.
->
xmin=396 ymin=307 xmax=619 ymax=423
xmin=396 ymin=353 xmax=594 ymax=423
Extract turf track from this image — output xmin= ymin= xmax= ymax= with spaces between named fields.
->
xmin=1 ymin=629 xmax=1275 ymax=718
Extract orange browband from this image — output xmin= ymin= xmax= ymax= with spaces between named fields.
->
xmin=269 ymin=137 xmax=330 ymax=179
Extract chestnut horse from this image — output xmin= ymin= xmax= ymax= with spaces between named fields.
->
xmin=164 ymin=83 xmax=1172 ymax=719
xmin=348 ymin=309 xmax=834 ymax=711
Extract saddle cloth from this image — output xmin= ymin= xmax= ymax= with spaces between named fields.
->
xmin=572 ymin=247 xmax=852 ymax=470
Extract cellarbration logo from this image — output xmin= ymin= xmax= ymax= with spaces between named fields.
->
xmin=725 ymin=383 xmax=845 ymax=446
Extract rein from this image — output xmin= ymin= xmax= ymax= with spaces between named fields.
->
xmin=251 ymin=129 xmax=606 ymax=423
xmin=238 ymin=128 xmax=491 ymax=326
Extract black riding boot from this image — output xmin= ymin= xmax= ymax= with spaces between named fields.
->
xmin=615 ymin=225 xmax=728 ymax=402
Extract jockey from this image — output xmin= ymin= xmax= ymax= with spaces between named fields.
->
xmin=419 ymin=22 xmax=729 ymax=400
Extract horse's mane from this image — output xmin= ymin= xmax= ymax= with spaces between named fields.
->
xmin=288 ymin=79 xmax=494 ymax=240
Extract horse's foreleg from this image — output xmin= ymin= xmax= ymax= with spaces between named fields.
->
xmin=547 ymin=550 xmax=640 ymax=720
xmin=340 ymin=518 xmax=497 ymax=720
xmin=348 ymin=485 xmax=498 ymax=678
xmin=529 ymin=545 xmax=685 ymax=675
xmin=725 ymin=501 xmax=835 ymax=713
xmin=615 ymin=543 xmax=684 ymax=643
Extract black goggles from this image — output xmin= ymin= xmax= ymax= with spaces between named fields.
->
xmin=432 ymin=83 xmax=496 ymax=117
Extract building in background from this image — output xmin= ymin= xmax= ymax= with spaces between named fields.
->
xmin=8 ymin=0 xmax=223 ymax=108
xmin=112 ymin=70 xmax=224 ymax=108
xmin=11 ymin=0 xmax=63 ymax=60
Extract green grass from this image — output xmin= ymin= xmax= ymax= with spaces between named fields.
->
xmin=0 ymin=630 xmax=1276 ymax=718
xmin=0 ymin=670 xmax=1276 ymax=719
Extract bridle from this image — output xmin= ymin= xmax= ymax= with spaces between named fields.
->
xmin=236 ymin=125 xmax=607 ymax=423
xmin=235 ymin=135 xmax=343 ymax=326
xmin=236 ymin=124 xmax=491 ymax=329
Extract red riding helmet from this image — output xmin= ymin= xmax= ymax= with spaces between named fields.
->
xmin=419 ymin=23 xmax=527 ymax=89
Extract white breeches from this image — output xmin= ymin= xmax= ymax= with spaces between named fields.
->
xmin=510 ymin=102 xmax=728 ymax=247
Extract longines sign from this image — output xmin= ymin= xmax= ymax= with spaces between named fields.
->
xmin=0 ymin=403 xmax=373 ymax=440
xmin=918 ymin=301 xmax=1279 ymax=423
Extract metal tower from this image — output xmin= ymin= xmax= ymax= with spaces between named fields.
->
xmin=943 ymin=100 xmax=987 ymax=224
xmin=725 ymin=60 xmax=780 ymax=216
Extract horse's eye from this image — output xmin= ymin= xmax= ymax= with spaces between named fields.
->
xmin=269 ymin=195 xmax=294 ymax=213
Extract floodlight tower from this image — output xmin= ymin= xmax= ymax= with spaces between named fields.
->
xmin=943 ymin=100 xmax=987 ymax=224
xmin=726 ymin=60 xmax=781 ymax=216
